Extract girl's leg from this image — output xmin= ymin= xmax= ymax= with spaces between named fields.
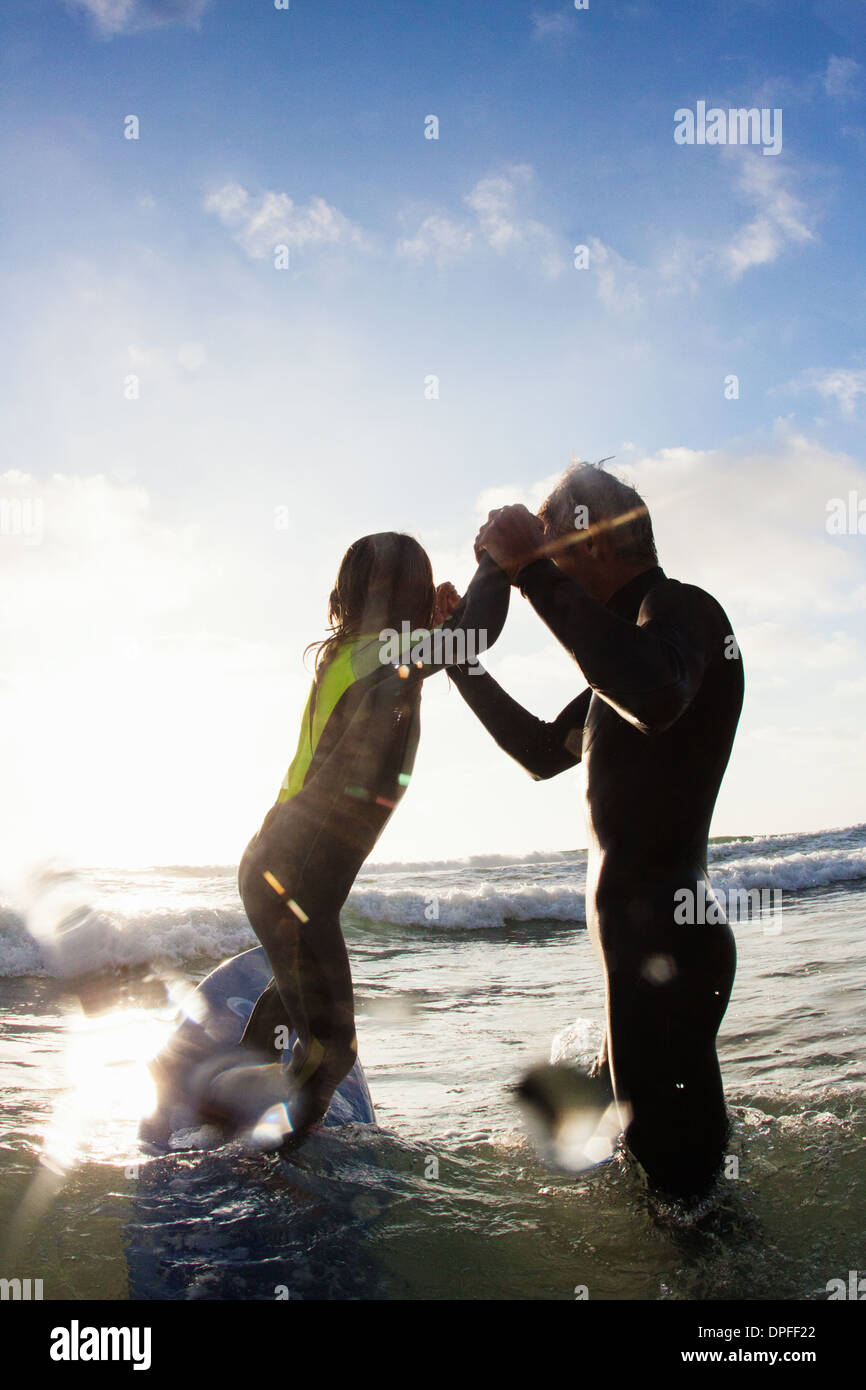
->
xmin=280 ymin=913 xmax=358 ymax=1132
xmin=237 ymin=832 xmax=303 ymax=1056
xmin=239 ymin=846 xmax=358 ymax=1133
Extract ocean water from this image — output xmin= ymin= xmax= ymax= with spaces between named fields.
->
xmin=0 ymin=824 xmax=864 ymax=1301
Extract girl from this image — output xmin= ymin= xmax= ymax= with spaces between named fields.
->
xmin=202 ymin=531 xmax=509 ymax=1145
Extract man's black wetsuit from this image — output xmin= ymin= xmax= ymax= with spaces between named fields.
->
xmin=232 ymin=553 xmax=512 ymax=1136
xmin=450 ymin=560 xmax=744 ymax=1198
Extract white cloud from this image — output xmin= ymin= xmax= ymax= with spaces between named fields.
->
xmin=722 ymin=157 xmax=815 ymax=279
xmin=816 ymin=368 xmax=866 ymax=416
xmin=467 ymin=165 xmax=563 ymax=272
xmin=794 ymin=367 xmax=866 ymax=417
xmin=587 ymin=236 xmax=644 ymax=311
xmin=466 ymin=168 xmax=532 ymax=250
xmin=65 ymin=0 xmax=210 ymax=36
xmin=398 ymin=214 xmax=474 ymax=268
xmin=204 ymin=182 xmax=368 ymax=261
xmin=619 ymin=430 xmax=866 ymax=624
xmin=824 ymin=55 xmax=862 ymax=100
xmin=652 ymin=155 xmax=817 ymax=293
xmin=581 ymin=158 xmax=817 ymax=311
xmin=530 ymin=9 xmax=572 ymax=41
xmin=398 ymin=165 xmax=564 ymax=276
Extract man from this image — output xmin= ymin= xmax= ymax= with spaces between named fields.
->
xmin=450 ymin=461 xmax=744 ymax=1200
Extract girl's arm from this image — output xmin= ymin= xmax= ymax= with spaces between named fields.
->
xmin=415 ymin=552 xmax=513 ymax=675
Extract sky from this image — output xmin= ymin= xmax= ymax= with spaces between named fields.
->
xmin=0 ymin=0 xmax=864 ymax=868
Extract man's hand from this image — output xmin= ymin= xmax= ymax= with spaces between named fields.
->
xmin=474 ymin=504 xmax=546 ymax=582
xmin=432 ymin=581 xmax=461 ymax=625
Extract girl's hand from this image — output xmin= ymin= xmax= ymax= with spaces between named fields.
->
xmin=432 ymin=582 xmax=461 ymax=625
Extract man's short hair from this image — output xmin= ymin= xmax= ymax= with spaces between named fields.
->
xmin=538 ymin=460 xmax=657 ymax=565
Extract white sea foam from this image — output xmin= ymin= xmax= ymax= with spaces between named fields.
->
xmin=549 ymin=1018 xmax=605 ymax=1069
xmin=0 ymin=905 xmax=257 ymax=978
xmin=350 ymin=838 xmax=866 ymax=928
xmin=709 ymin=846 xmax=866 ymax=894
xmin=348 ymin=883 xmax=587 ymax=930
xmin=0 ymin=825 xmax=864 ymax=977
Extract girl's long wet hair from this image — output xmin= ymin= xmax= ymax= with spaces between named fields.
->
xmin=305 ymin=532 xmax=435 ymax=676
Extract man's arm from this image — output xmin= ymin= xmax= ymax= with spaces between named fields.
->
xmin=517 ymin=560 xmax=711 ymax=735
xmin=449 ymin=661 xmax=591 ymax=779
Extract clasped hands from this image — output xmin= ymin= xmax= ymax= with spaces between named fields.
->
xmin=474 ymin=504 xmax=547 ymax=582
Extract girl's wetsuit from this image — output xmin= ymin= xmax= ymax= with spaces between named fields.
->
xmin=236 ymin=553 xmax=510 ymax=1133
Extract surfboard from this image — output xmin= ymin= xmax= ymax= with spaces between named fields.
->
xmin=139 ymin=946 xmax=374 ymax=1151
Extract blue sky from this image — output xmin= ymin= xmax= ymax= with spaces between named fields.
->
xmin=0 ymin=0 xmax=864 ymax=866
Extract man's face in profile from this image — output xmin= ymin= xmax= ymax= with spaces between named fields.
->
xmin=542 ymin=515 xmax=590 ymax=587
xmin=541 ymin=511 xmax=617 ymax=603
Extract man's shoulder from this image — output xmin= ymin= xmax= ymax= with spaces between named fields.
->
xmin=639 ymin=575 xmax=732 ymax=629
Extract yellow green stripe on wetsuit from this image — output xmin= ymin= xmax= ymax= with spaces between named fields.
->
xmin=278 ymin=634 xmax=387 ymax=802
